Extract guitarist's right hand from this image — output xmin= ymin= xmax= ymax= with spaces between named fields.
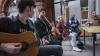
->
xmin=40 ymin=38 xmax=49 ymax=45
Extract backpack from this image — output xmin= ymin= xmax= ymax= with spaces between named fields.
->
xmin=77 ymin=41 xmax=84 ymax=49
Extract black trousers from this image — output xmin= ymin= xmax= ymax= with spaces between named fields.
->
xmin=38 ymin=45 xmax=63 ymax=56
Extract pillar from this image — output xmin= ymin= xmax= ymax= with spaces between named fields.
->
xmin=96 ymin=0 xmax=100 ymax=40
xmin=96 ymin=0 xmax=100 ymax=15
xmin=88 ymin=0 xmax=94 ymax=20
xmin=68 ymin=0 xmax=81 ymax=22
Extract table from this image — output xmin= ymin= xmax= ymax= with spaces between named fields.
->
xmin=81 ymin=26 xmax=100 ymax=56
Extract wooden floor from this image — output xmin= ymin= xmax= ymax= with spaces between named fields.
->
xmin=62 ymin=37 xmax=100 ymax=56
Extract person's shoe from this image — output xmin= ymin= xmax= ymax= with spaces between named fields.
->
xmin=73 ymin=47 xmax=82 ymax=52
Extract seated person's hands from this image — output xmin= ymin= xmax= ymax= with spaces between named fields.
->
xmin=40 ymin=38 xmax=49 ymax=45
xmin=0 ymin=43 xmax=22 ymax=54
xmin=71 ymin=24 xmax=77 ymax=27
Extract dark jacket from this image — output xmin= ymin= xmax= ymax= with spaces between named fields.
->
xmin=0 ymin=16 xmax=38 ymax=52
xmin=0 ymin=16 xmax=34 ymax=34
xmin=0 ymin=16 xmax=15 ymax=33
xmin=66 ymin=18 xmax=81 ymax=33
xmin=34 ymin=17 xmax=52 ymax=39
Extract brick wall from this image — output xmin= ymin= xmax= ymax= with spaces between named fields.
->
xmin=0 ymin=0 xmax=6 ymax=16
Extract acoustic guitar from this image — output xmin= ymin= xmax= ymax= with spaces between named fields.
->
xmin=0 ymin=31 xmax=38 ymax=56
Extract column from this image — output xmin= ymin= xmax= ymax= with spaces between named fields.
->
xmin=88 ymin=0 xmax=94 ymax=20
xmin=96 ymin=0 xmax=100 ymax=15
xmin=96 ymin=0 xmax=100 ymax=40
xmin=76 ymin=0 xmax=81 ymax=22
xmin=68 ymin=0 xmax=81 ymax=22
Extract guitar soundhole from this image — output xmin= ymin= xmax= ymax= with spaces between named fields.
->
xmin=14 ymin=44 xmax=20 ymax=47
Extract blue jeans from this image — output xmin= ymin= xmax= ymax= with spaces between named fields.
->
xmin=71 ymin=28 xmax=81 ymax=40
xmin=45 ymin=34 xmax=62 ymax=45
xmin=48 ymin=39 xmax=62 ymax=45
xmin=69 ymin=32 xmax=77 ymax=47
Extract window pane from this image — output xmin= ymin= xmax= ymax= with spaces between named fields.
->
xmin=54 ymin=0 xmax=61 ymax=3
xmin=54 ymin=3 xmax=61 ymax=19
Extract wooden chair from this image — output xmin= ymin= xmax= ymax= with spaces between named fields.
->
xmin=0 ymin=31 xmax=38 ymax=56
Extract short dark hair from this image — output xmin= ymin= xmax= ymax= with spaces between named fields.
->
xmin=18 ymin=0 xmax=36 ymax=13
xmin=39 ymin=8 xmax=46 ymax=12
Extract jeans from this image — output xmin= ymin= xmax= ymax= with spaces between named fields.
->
xmin=70 ymin=28 xmax=81 ymax=40
xmin=69 ymin=32 xmax=77 ymax=47
xmin=38 ymin=45 xmax=63 ymax=56
xmin=45 ymin=34 xmax=62 ymax=45
xmin=49 ymin=40 xmax=62 ymax=45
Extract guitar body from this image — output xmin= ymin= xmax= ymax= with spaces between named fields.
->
xmin=0 ymin=31 xmax=38 ymax=56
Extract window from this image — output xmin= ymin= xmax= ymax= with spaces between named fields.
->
xmin=54 ymin=0 xmax=67 ymax=19
xmin=54 ymin=3 xmax=61 ymax=19
xmin=8 ymin=0 xmax=18 ymax=17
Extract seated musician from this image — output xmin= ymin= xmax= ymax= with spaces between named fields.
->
xmin=34 ymin=8 xmax=62 ymax=45
xmin=66 ymin=15 xmax=82 ymax=52
xmin=0 ymin=0 xmax=63 ymax=56
xmin=56 ymin=16 xmax=69 ymax=40
xmin=91 ymin=11 xmax=100 ymax=42
xmin=91 ymin=11 xmax=100 ymax=26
